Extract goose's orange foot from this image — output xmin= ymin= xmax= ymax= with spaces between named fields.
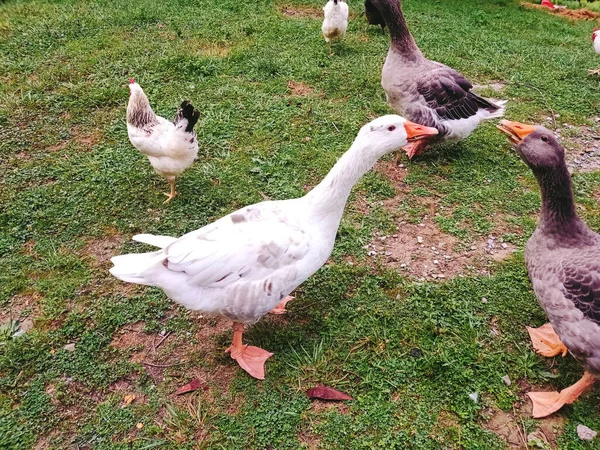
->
xmin=226 ymin=344 xmax=273 ymax=380
xmin=527 ymin=372 xmax=596 ymax=418
xmin=226 ymin=322 xmax=273 ymax=380
xmin=526 ymin=323 xmax=568 ymax=357
xmin=269 ymin=296 xmax=294 ymax=315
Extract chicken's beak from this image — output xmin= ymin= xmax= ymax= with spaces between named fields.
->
xmin=496 ymin=120 xmax=536 ymax=144
xmin=403 ymin=121 xmax=439 ymax=142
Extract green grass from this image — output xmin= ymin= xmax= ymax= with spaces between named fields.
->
xmin=2 ymin=0 xmax=600 ymax=448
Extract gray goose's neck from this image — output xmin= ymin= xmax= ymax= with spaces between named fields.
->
xmin=534 ymin=162 xmax=584 ymax=235
xmin=375 ymin=0 xmax=421 ymax=59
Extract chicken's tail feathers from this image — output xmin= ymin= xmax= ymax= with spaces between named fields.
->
xmin=109 ymin=251 xmax=165 ymax=285
xmin=133 ymin=233 xmax=177 ymax=249
xmin=174 ymin=100 xmax=200 ymax=133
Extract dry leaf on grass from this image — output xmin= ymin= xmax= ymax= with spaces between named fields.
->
xmin=175 ymin=378 xmax=202 ymax=395
xmin=306 ymin=385 xmax=353 ymax=401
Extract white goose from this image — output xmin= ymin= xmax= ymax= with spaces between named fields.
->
xmin=110 ymin=115 xmax=438 ymax=379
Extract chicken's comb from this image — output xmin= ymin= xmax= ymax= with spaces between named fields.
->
xmin=130 ymin=78 xmax=135 ymax=84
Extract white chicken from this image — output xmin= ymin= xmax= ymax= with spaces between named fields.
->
xmin=322 ymin=0 xmax=349 ymax=44
xmin=126 ymin=79 xmax=200 ymax=203
xmin=590 ymin=28 xmax=600 ymax=75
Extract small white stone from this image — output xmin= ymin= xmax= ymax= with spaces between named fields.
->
xmin=501 ymin=243 xmax=508 ymax=249
xmin=577 ymin=425 xmax=597 ymax=441
xmin=470 ymin=245 xmax=477 ymax=251
xmin=433 ymin=260 xmax=439 ymax=265
xmin=400 ymin=263 xmax=407 ymax=268
xmin=417 ymin=236 xmax=423 ymax=244
xmin=431 ymin=247 xmax=436 ymax=251
xmin=481 ymin=297 xmax=488 ymax=303
xmin=63 ymin=343 xmax=76 ymax=352
xmin=502 ymin=375 xmax=511 ymax=386
xmin=469 ymin=392 xmax=478 ymax=403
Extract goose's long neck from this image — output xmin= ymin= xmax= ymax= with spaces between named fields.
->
xmin=377 ymin=0 xmax=420 ymax=57
xmin=306 ymin=137 xmax=380 ymax=226
xmin=534 ymin=162 xmax=581 ymax=233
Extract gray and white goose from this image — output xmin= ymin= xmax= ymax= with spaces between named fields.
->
xmin=498 ymin=120 xmax=599 ymax=418
xmin=369 ymin=0 xmax=506 ymax=158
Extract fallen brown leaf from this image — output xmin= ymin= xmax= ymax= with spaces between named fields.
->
xmin=175 ymin=378 xmax=202 ymax=395
xmin=306 ymin=385 xmax=353 ymax=401
xmin=123 ymin=394 xmax=135 ymax=406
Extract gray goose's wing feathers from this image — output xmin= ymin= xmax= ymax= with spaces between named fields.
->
xmin=561 ymin=252 xmax=600 ymax=326
xmin=416 ymin=65 xmax=499 ymax=122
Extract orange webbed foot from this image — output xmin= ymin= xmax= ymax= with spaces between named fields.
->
xmin=269 ymin=296 xmax=294 ymax=315
xmin=526 ymin=323 xmax=568 ymax=357
xmin=226 ymin=344 xmax=273 ymax=380
xmin=527 ymin=372 xmax=596 ymax=418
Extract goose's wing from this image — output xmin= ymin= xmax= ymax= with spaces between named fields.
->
xmin=561 ymin=251 xmax=600 ymax=326
xmin=162 ymin=204 xmax=310 ymax=288
xmin=416 ymin=65 xmax=498 ymax=121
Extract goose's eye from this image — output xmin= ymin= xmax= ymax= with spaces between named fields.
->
xmin=541 ymin=135 xmax=548 ymax=142
xmin=388 ymin=125 xmax=396 ymax=132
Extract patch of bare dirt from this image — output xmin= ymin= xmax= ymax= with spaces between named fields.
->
xmin=71 ymin=125 xmax=101 ymax=149
xmin=550 ymin=121 xmax=600 ymax=173
xmin=287 ymin=80 xmax=315 ymax=97
xmin=483 ymin=404 xmax=565 ymax=449
xmin=473 ymin=81 xmax=506 ymax=92
xmin=110 ymin=321 xmax=156 ymax=363
xmin=367 ymin=161 xmax=518 ymax=280
xmin=279 ymin=5 xmax=322 ymax=18
xmin=0 ymin=291 xmax=41 ymax=323
xmin=83 ymin=230 xmax=123 ymax=268
xmin=523 ymin=2 xmax=600 ymax=21
xmin=368 ymin=218 xmax=517 ymax=281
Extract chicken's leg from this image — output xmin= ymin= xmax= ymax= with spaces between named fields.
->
xmin=269 ymin=296 xmax=294 ymax=315
xmin=163 ymin=179 xmax=177 ymax=204
xmin=226 ymin=322 xmax=273 ymax=380
xmin=528 ymin=371 xmax=596 ymax=418
xmin=527 ymin=323 xmax=568 ymax=357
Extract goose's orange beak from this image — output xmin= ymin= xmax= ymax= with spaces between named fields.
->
xmin=404 ymin=121 xmax=439 ymax=142
xmin=497 ymin=120 xmax=536 ymax=144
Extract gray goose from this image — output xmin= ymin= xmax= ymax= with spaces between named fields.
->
xmin=498 ymin=120 xmax=599 ymax=418
xmin=369 ymin=0 xmax=506 ymax=158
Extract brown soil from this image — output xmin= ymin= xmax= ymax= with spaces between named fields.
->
xmin=552 ymin=121 xmax=600 ymax=173
xmin=0 ymin=291 xmax=41 ymax=323
xmin=523 ymin=2 xmax=600 ymax=21
xmin=368 ymin=161 xmax=517 ymax=281
xmin=83 ymin=231 xmax=123 ymax=268
xmin=287 ymin=80 xmax=315 ymax=97
xmin=109 ymin=321 xmax=156 ymax=363
xmin=279 ymin=5 xmax=323 ymax=19
xmin=483 ymin=404 xmax=565 ymax=449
